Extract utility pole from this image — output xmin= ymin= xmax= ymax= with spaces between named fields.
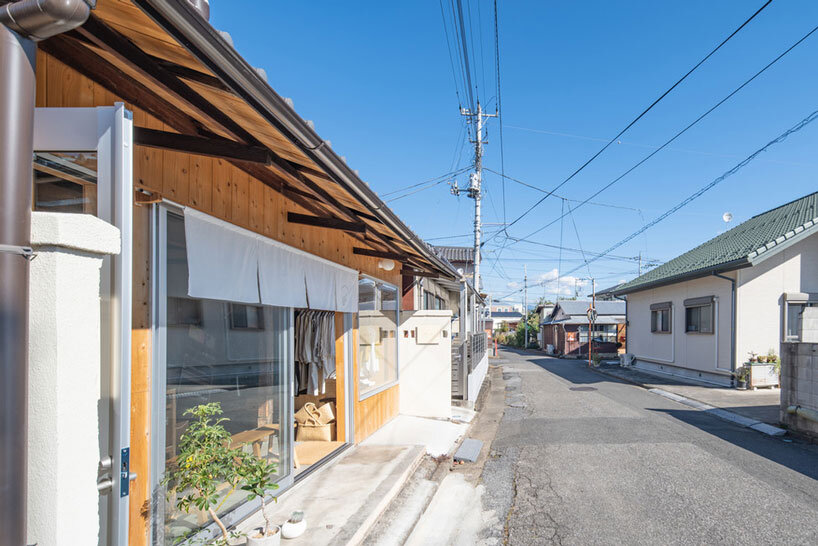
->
xmin=524 ymin=265 xmax=528 ymax=348
xmin=452 ymin=101 xmax=496 ymax=296
xmin=588 ymin=277 xmax=596 ymax=367
xmin=638 ymin=251 xmax=642 ymax=277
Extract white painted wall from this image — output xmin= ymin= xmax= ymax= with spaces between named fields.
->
xmin=626 ymin=274 xmax=735 ymax=385
xmin=467 ymin=351 xmax=489 ymax=403
xmin=27 ymin=212 xmax=121 ymax=546
xmin=736 ymin=234 xmax=818 ymax=363
xmin=399 ymin=310 xmax=453 ymax=419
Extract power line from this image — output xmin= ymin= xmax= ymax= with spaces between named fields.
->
xmin=552 ymin=106 xmax=818 ymax=283
xmin=438 ymin=0 xmax=464 ymax=108
xmin=380 ymin=166 xmax=471 ymax=197
xmin=488 ymin=0 xmax=773 ymax=239
xmin=454 ymin=0 xmax=476 ymax=113
xmin=493 ymin=0 xmax=507 ymax=229
xmin=520 ymin=22 xmax=818 ymax=241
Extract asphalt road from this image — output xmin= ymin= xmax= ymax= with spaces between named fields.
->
xmin=480 ymin=349 xmax=818 ymax=545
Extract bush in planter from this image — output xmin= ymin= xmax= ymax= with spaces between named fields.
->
xmin=241 ymin=455 xmax=279 ymax=543
xmin=163 ymin=403 xmax=277 ymax=545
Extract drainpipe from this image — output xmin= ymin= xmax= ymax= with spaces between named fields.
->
xmin=0 ymin=1 xmax=92 ymax=544
xmin=713 ymin=272 xmax=737 ymax=374
xmin=614 ymin=294 xmax=628 ymax=355
xmin=786 ymin=405 xmax=818 ymax=424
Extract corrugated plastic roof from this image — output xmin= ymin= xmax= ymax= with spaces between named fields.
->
xmin=615 ymin=191 xmax=818 ymax=295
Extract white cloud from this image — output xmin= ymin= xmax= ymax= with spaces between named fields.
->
xmin=506 ymin=281 xmax=520 ymax=289
xmin=534 ymin=269 xmax=587 ymax=298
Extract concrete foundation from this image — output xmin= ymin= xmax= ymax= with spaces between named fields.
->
xmin=781 ymin=342 xmax=818 ymax=437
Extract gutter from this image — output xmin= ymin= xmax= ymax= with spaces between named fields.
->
xmin=0 ymin=1 xmax=93 ymax=543
xmin=133 ymin=0 xmax=457 ymax=280
xmin=713 ymin=272 xmax=737 ymax=374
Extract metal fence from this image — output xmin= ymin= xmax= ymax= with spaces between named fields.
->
xmin=452 ymin=332 xmax=487 ymax=399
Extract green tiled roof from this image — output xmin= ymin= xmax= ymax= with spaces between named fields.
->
xmin=615 ymin=191 xmax=818 ymax=295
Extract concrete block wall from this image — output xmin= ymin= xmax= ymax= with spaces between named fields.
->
xmin=780 ymin=342 xmax=818 ymax=437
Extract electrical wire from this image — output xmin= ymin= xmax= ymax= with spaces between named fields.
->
xmin=493 ymin=0 xmax=507 ymax=229
xmin=520 ymin=21 xmax=818 ymax=242
xmin=380 ymin=166 xmax=472 ymax=197
xmin=488 ymin=0 xmax=773 ymax=239
xmin=552 ymin=106 xmax=818 ymax=283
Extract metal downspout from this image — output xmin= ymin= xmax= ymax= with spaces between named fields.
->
xmin=713 ymin=272 xmax=737 ymax=373
xmin=0 ymin=1 xmax=92 ymax=543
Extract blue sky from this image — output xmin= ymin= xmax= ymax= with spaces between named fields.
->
xmin=211 ymin=1 xmax=818 ymax=304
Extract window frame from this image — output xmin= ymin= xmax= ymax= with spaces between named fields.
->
xmin=650 ymin=302 xmax=672 ymax=334
xmin=684 ymin=296 xmax=714 ymax=335
xmin=783 ymin=293 xmax=818 ymax=342
xmin=357 ymin=274 xmax=400 ymax=401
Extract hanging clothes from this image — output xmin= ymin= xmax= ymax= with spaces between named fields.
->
xmin=294 ymin=309 xmax=336 ymax=396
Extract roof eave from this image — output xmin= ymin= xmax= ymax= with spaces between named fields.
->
xmin=134 ymin=0 xmax=457 ymax=280
xmin=613 ymin=258 xmax=751 ymax=296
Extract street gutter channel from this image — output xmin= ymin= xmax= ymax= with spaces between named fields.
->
xmin=588 ymin=364 xmax=788 ymax=438
xmin=362 ymin=363 xmax=507 ymax=545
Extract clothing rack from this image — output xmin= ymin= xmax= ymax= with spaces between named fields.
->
xmin=294 ymin=309 xmax=336 ymax=395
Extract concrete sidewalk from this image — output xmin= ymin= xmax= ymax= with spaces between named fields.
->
xmin=236 ymin=444 xmax=424 ymax=545
xmin=593 ymin=363 xmax=783 ymax=430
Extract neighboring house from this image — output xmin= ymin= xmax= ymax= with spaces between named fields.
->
xmin=541 ymin=300 xmax=626 ymax=357
xmin=492 ymin=301 xmax=524 ymax=314
xmin=4 ymin=3 xmax=473 ymax=545
xmin=493 ymin=311 xmax=524 ymax=332
xmin=434 ymin=245 xmax=475 ymax=282
xmin=613 ymin=191 xmax=818 ymax=387
xmin=535 ymin=304 xmax=555 ymax=349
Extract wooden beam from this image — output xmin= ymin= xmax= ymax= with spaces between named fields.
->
xmin=133 ymin=127 xmax=271 ymax=165
xmin=40 ymin=35 xmax=201 ymax=135
xmin=287 ymin=212 xmax=366 ymax=233
xmin=352 ymin=247 xmax=407 ymax=261
xmin=402 ymin=268 xmax=439 ymax=278
xmin=74 ymin=17 xmax=411 ymax=257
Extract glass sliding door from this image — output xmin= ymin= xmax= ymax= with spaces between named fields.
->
xmin=156 ymin=209 xmax=293 ymax=543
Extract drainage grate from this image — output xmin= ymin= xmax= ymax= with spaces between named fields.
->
xmin=569 ymin=387 xmax=597 ymax=392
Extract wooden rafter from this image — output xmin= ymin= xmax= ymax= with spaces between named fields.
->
xmin=402 ymin=268 xmax=439 ymax=278
xmin=352 ymin=247 xmax=407 ymax=261
xmin=72 ymin=16 xmax=427 ymax=266
xmin=133 ymin=127 xmax=271 ymax=165
xmin=287 ymin=212 xmax=366 ymax=233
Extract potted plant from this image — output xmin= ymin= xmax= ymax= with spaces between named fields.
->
xmin=242 ymin=456 xmax=280 ymax=545
xmin=747 ymin=352 xmax=758 ymax=363
xmin=735 ymin=366 xmax=748 ymax=390
xmin=163 ymin=403 xmax=277 ymax=545
xmin=757 ymin=354 xmax=768 ymax=363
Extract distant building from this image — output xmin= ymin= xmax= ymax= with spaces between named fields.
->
xmin=541 ymin=300 xmax=626 ymax=358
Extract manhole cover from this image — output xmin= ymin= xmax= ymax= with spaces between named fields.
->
xmin=569 ymin=387 xmax=597 ymax=392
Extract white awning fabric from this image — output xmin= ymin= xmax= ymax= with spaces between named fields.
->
xmin=184 ymin=207 xmax=358 ymax=311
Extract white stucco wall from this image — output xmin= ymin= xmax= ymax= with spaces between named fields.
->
xmin=399 ymin=310 xmax=453 ymax=419
xmin=626 ymin=274 xmax=735 ymax=385
xmin=736 ymin=234 xmax=818 ymax=364
xmin=27 ymin=212 xmax=120 ymax=546
xmin=467 ymin=350 xmax=489 ymax=403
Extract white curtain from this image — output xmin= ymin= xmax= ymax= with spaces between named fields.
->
xmin=335 ymin=268 xmax=359 ymax=313
xmin=184 ymin=207 xmax=359 ymax=311
xmin=184 ymin=208 xmax=260 ymax=304
xmin=257 ymin=241 xmax=308 ymax=308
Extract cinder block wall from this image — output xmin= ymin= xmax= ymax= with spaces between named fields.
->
xmin=780 ymin=342 xmax=818 ymax=437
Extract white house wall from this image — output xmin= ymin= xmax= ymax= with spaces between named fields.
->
xmin=398 ymin=310 xmax=453 ymax=419
xmin=736 ymin=234 xmax=818 ymax=364
xmin=626 ymin=274 xmax=734 ymax=385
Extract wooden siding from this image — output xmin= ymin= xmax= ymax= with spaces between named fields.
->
xmin=36 ymin=49 xmax=402 ymax=546
xmin=351 ymin=320 xmax=399 ymax=443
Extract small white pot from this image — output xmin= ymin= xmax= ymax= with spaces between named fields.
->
xmin=246 ymin=526 xmax=281 ymax=546
xmin=281 ymin=519 xmax=306 ymax=539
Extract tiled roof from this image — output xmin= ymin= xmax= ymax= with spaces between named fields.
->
xmin=615 ymin=191 xmax=818 ymax=295
xmin=492 ymin=311 xmax=523 ymax=319
xmin=433 ymin=245 xmax=474 ymax=263
xmin=553 ymin=300 xmax=625 ymax=317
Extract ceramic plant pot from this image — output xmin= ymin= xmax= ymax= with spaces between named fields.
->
xmin=246 ymin=526 xmax=281 ymax=546
xmin=281 ymin=519 xmax=306 ymax=539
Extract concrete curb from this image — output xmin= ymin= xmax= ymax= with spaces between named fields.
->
xmin=591 ymin=367 xmax=788 ymax=438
